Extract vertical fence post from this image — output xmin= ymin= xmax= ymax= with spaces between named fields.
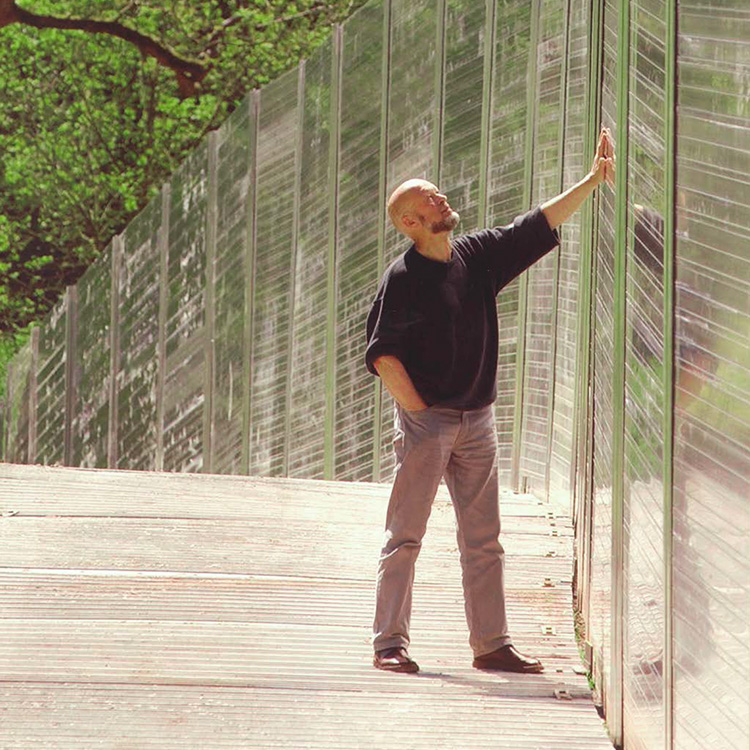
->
xmin=155 ymin=183 xmax=171 ymax=472
xmin=543 ymin=0 xmax=574 ymax=502
xmin=107 ymin=235 xmax=122 ymax=469
xmin=433 ymin=0 xmax=448 ymax=188
xmin=282 ymin=63 xmax=306 ymax=478
xmin=572 ymin=0 xmax=604 ymax=644
xmin=3 ymin=360 xmax=13 ymax=462
xmin=203 ymin=130 xmax=219 ymax=474
xmin=28 ymin=326 xmax=40 ymax=463
xmin=373 ymin=0 xmax=393 ymax=482
xmin=242 ymin=91 xmax=260 ymax=476
xmin=324 ymin=26 xmax=344 ymax=481
xmin=511 ymin=0 xmax=542 ymax=492
xmin=610 ymin=0 xmax=632 ymax=740
xmin=0 ymin=400 xmax=5 ymax=463
xmin=662 ymin=0 xmax=678 ymax=745
xmin=63 ymin=285 xmax=78 ymax=466
xmin=477 ymin=0 xmax=497 ymax=229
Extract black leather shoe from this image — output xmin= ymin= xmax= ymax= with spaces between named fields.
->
xmin=473 ymin=644 xmax=544 ymax=673
xmin=373 ymin=646 xmax=419 ymax=673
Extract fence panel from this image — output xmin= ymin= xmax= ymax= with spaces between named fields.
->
xmin=3 ymin=337 xmax=34 ymax=464
xmin=673 ymin=4 xmax=750 ymax=746
xmin=440 ymin=0 xmax=487 ymax=236
xmin=549 ymin=0 xmax=590 ymax=503
xmin=589 ymin=0 xmax=620 ymax=719
xmin=520 ymin=0 xmax=567 ymax=496
xmin=488 ymin=0 xmax=533 ymax=486
xmin=163 ymin=141 xmax=209 ymax=473
xmin=213 ymin=97 xmax=254 ymax=475
xmin=334 ymin=0 xmax=386 ymax=482
xmin=34 ymin=294 xmax=67 ymax=466
xmin=288 ymin=44 xmax=335 ymax=479
xmin=116 ymin=194 xmax=163 ymax=470
xmin=249 ymin=69 xmax=300 ymax=477
xmin=71 ymin=242 xmax=113 ymax=468
xmin=377 ymin=0 xmax=442 ymax=479
xmin=621 ymin=0 xmax=669 ymax=743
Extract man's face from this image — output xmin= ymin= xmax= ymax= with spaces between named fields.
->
xmin=413 ymin=185 xmax=460 ymax=234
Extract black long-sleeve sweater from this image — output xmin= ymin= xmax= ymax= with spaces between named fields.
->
xmin=365 ymin=206 xmax=560 ymax=410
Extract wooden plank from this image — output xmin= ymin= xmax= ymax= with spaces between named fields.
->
xmin=0 ymin=463 xmax=611 ymax=749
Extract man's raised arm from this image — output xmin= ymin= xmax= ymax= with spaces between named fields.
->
xmin=540 ymin=126 xmax=615 ymax=230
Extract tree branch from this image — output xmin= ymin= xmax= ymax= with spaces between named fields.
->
xmin=0 ymin=0 xmax=208 ymax=96
xmin=204 ymin=2 xmax=329 ymax=50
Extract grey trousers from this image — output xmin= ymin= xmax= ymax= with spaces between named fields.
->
xmin=372 ymin=403 xmax=511 ymax=657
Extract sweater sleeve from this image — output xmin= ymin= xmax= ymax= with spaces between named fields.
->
xmin=473 ymin=206 xmax=561 ymax=292
xmin=364 ymin=275 xmax=413 ymax=377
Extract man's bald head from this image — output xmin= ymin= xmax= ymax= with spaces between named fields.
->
xmin=387 ymin=179 xmax=459 ymax=239
xmin=387 ymin=179 xmax=434 ymax=234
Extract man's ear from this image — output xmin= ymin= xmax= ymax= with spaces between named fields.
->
xmin=401 ymin=213 xmax=418 ymax=230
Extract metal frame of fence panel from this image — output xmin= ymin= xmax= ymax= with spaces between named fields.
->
xmin=591 ymin=0 xmax=619 ymax=728
xmin=63 ymin=285 xmax=78 ymax=466
xmin=0 ymin=392 xmax=5 ymax=462
xmin=202 ymin=130 xmax=219 ymax=474
xmin=0 ymin=379 xmax=6 ymax=461
xmin=240 ymin=89 xmax=260 ymax=474
xmin=241 ymin=91 xmax=260 ymax=477
xmin=107 ymin=235 xmax=122 ymax=469
xmin=478 ymin=0 xmax=497 ymax=230
xmin=432 ymin=0 xmax=447 ymax=188
xmin=372 ymin=0 xmax=392 ymax=482
xmin=662 ymin=0 xmax=677 ymax=744
xmin=324 ymin=25 xmax=344 ymax=480
xmin=4 ymin=363 xmax=14 ymax=462
xmin=282 ymin=64 xmax=307 ymax=478
xmin=610 ymin=0 xmax=631 ymax=740
xmin=3 ymin=364 xmax=12 ymax=462
xmin=510 ymin=0 xmax=542 ymax=493
xmin=155 ymin=184 xmax=170 ymax=472
xmin=441 ymin=0 xmax=489 ymax=238
xmin=28 ymin=327 xmax=39 ymax=462
xmin=572 ymin=0 xmax=604 ymax=671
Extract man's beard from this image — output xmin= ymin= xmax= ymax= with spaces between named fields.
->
xmin=429 ymin=210 xmax=460 ymax=234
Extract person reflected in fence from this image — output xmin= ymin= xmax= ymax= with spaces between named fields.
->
xmin=629 ymin=202 xmax=718 ymax=682
xmin=364 ymin=127 xmax=615 ymax=673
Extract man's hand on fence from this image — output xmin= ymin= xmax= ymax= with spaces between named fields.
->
xmin=590 ymin=126 xmax=615 ymax=188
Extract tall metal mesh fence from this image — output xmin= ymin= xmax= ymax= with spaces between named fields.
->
xmin=3 ymin=0 xmax=750 ymax=747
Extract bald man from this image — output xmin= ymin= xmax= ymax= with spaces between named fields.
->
xmin=365 ymin=128 xmax=615 ymax=673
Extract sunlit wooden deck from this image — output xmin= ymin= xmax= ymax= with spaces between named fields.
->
xmin=0 ymin=463 xmax=612 ymax=749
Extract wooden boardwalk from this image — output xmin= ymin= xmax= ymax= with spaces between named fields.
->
xmin=0 ymin=464 xmax=612 ymax=749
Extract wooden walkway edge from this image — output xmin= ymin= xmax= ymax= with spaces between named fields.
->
xmin=0 ymin=463 xmax=612 ymax=749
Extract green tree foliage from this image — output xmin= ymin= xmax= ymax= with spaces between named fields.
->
xmin=0 ymin=0 xmax=366 ymax=378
